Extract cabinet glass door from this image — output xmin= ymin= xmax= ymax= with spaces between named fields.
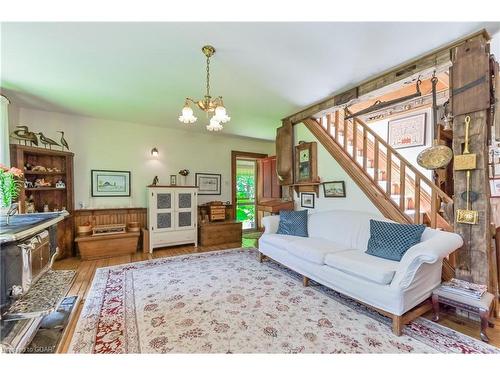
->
xmin=152 ymin=190 xmax=175 ymax=232
xmin=175 ymin=191 xmax=195 ymax=230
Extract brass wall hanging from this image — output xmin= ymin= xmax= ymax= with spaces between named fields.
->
xmin=416 ymin=76 xmax=453 ymax=170
xmin=456 ymin=170 xmax=479 ymax=225
xmin=454 ymin=115 xmax=477 ymax=170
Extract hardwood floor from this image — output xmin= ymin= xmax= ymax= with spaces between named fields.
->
xmin=53 ymin=237 xmax=500 ymax=352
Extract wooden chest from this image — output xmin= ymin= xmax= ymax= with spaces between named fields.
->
xmin=75 ymin=232 xmax=140 ymax=260
xmin=198 ymin=221 xmax=242 ymax=247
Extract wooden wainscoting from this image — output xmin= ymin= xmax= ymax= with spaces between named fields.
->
xmin=73 ymin=208 xmax=147 ymax=253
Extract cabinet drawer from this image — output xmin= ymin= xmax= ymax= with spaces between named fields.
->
xmin=152 ymin=229 xmax=196 ymax=246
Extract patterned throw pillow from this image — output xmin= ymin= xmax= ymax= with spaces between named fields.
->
xmin=365 ymin=219 xmax=425 ymax=261
xmin=276 ymin=210 xmax=309 ymax=237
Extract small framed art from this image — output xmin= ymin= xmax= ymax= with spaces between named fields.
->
xmin=300 ymin=193 xmax=315 ymax=208
xmin=195 ymin=173 xmax=222 ymax=195
xmin=388 ymin=113 xmax=426 ymax=149
xmin=91 ymin=170 xmax=131 ymax=197
xmin=490 ymin=179 xmax=500 ymax=197
xmin=323 ymin=181 xmax=346 ymax=198
xmin=170 ymin=175 xmax=177 ymax=185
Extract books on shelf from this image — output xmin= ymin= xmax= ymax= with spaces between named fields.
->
xmin=437 ymin=278 xmax=487 ymax=300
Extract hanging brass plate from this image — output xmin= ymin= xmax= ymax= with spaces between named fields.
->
xmin=456 ymin=209 xmax=479 ymax=224
xmin=416 ymin=145 xmax=453 ymax=170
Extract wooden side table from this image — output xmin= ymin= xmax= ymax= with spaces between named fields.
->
xmin=432 ymin=289 xmax=495 ymax=342
xmin=198 ymin=220 xmax=242 ymax=247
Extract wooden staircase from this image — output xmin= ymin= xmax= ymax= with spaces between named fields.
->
xmin=303 ymin=109 xmax=456 ymax=277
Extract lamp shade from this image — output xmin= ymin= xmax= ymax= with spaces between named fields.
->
xmin=214 ymin=105 xmax=231 ymax=123
xmin=178 ymin=104 xmax=197 ymax=124
xmin=206 ymin=117 xmax=223 ymax=131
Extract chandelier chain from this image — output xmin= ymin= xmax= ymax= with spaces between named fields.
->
xmin=206 ymin=55 xmax=211 ymax=98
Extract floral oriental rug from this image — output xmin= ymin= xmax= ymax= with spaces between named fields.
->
xmin=69 ymin=249 xmax=499 ymax=354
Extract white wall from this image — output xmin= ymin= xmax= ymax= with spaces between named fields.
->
xmin=366 ymin=108 xmax=433 ymax=180
xmin=294 ymin=123 xmax=380 ymax=215
xmin=9 ymin=107 xmax=274 ymax=208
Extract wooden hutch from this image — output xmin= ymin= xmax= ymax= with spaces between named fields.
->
xmin=10 ymin=144 xmax=74 ymax=258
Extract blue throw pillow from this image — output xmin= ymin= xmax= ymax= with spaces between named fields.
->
xmin=276 ymin=210 xmax=308 ymax=237
xmin=365 ymin=219 xmax=425 ymax=261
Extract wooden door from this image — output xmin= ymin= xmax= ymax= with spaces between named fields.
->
xmin=259 ymin=156 xmax=281 ymax=200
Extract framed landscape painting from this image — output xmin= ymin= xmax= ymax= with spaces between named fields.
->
xmin=91 ymin=170 xmax=131 ymax=197
xmin=195 ymin=173 xmax=221 ymax=195
xmin=323 ymin=181 xmax=346 ymax=198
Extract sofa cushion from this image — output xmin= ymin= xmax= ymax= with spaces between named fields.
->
xmin=276 ymin=210 xmax=308 ymax=237
xmin=259 ymin=233 xmax=302 ymax=250
xmin=286 ymin=238 xmax=350 ymax=265
xmin=366 ymin=220 xmax=426 ymax=261
xmin=325 ymin=250 xmax=399 ymax=285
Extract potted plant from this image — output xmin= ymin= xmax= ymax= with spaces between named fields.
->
xmin=0 ymin=164 xmax=24 ymax=215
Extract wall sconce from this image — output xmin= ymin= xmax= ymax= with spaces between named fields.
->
xmin=151 ymin=147 xmax=159 ymax=157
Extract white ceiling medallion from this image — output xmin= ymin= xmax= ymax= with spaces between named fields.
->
xmin=178 ymin=45 xmax=230 ymax=132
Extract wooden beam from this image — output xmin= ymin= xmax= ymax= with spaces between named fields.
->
xmin=283 ymin=29 xmax=490 ymax=125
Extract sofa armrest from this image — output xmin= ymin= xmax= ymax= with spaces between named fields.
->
xmin=390 ymin=230 xmax=463 ymax=289
xmin=262 ymin=215 xmax=280 ymax=234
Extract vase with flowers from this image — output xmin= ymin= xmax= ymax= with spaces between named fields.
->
xmin=0 ymin=164 xmax=24 ymax=215
xmin=178 ymin=169 xmax=190 ymax=186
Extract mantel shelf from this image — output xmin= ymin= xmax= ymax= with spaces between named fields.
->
xmin=283 ymin=182 xmax=321 ymax=197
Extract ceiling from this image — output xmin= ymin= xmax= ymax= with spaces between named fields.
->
xmin=2 ymin=22 xmax=499 ymax=140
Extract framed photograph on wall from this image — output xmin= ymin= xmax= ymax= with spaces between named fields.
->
xmin=170 ymin=175 xmax=177 ymax=185
xmin=91 ymin=170 xmax=131 ymax=197
xmin=388 ymin=113 xmax=426 ymax=149
xmin=323 ymin=181 xmax=346 ymax=198
xmin=490 ymin=179 xmax=500 ymax=197
xmin=300 ymin=193 xmax=315 ymax=208
xmin=195 ymin=173 xmax=221 ymax=195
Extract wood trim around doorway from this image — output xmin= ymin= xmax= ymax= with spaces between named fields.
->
xmin=231 ymin=151 xmax=268 ymax=228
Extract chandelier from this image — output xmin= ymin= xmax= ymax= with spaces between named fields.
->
xmin=178 ymin=45 xmax=230 ymax=131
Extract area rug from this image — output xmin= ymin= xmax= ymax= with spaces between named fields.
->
xmin=7 ymin=270 xmax=76 ymax=316
xmin=68 ymin=249 xmax=499 ymax=354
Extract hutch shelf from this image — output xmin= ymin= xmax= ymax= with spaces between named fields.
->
xmin=10 ymin=144 xmax=75 ymax=258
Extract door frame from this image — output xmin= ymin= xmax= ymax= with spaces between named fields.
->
xmin=231 ymin=151 xmax=267 ymax=229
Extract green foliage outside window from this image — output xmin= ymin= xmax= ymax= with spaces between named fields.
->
xmin=236 ymin=170 xmax=255 ymax=225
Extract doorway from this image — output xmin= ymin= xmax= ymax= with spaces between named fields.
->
xmin=231 ymin=151 xmax=267 ymax=231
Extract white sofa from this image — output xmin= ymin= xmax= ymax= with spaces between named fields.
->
xmin=258 ymin=210 xmax=463 ymax=335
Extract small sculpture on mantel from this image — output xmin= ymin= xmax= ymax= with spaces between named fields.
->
xmin=37 ymin=132 xmax=60 ymax=150
xmin=10 ymin=126 xmax=39 ymax=146
xmin=58 ymin=131 xmax=70 ymax=151
xmin=152 ymin=176 xmax=159 ymax=186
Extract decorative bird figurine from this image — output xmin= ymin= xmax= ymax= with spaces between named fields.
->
xmin=37 ymin=132 xmax=60 ymax=150
xmin=10 ymin=125 xmax=39 ymax=146
xmin=58 ymin=131 xmax=69 ymax=151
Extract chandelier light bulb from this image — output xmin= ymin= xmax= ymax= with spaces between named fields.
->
xmin=178 ymin=104 xmax=197 ymax=124
xmin=214 ymin=105 xmax=231 ymax=124
xmin=206 ymin=117 xmax=223 ymax=132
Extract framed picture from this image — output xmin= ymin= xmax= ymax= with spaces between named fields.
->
xmin=323 ymin=181 xmax=346 ymax=198
xmin=91 ymin=170 xmax=131 ymax=197
xmin=195 ymin=173 xmax=221 ymax=195
xmin=170 ymin=175 xmax=177 ymax=185
xmin=388 ymin=113 xmax=426 ymax=149
xmin=490 ymin=179 xmax=500 ymax=197
xmin=300 ymin=193 xmax=315 ymax=208
xmin=295 ymin=142 xmax=318 ymax=183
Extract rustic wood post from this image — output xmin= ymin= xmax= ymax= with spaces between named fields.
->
xmin=451 ymin=36 xmax=496 ymax=293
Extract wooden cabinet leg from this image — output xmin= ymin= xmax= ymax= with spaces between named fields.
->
xmin=479 ymin=309 xmax=490 ymax=343
xmin=392 ymin=315 xmax=403 ymax=336
xmin=431 ymin=294 xmax=440 ymax=322
xmin=302 ymin=276 xmax=309 ymax=287
xmin=258 ymin=252 xmax=265 ymax=263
